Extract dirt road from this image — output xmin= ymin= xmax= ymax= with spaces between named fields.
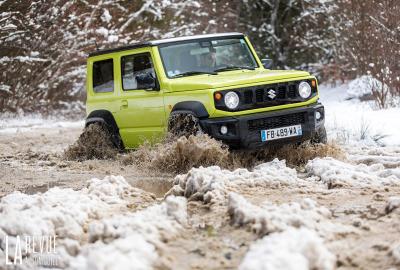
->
xmin=1 ymin=125 xmax=400 ymax=269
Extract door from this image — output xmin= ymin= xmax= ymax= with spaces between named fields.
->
xmin=114 ymin=51 xmax=166 ymax=148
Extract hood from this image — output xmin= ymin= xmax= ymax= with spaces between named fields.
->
xmin=164 ymin=69 xmax=311 ymax=92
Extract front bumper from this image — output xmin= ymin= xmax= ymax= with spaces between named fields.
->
xmin=200 ymin=103 xmax=325 ymax=148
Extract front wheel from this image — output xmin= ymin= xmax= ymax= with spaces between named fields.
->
xmin=167 ymin=113 xmax=202 ymax=138
xmin=64 ymin=123 xmax=121 ymax=160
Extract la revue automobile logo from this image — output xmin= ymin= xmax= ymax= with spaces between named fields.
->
xmin=3 ymin=235 xmax=60 ymax=267
xmin=267 ymin=89 xmax=276 ymax=99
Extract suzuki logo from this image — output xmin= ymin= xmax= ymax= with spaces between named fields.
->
xmin=267 ymin=89 xmax=276 ymax=99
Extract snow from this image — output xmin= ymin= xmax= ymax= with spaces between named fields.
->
xmin=228 ymin=193 xmax=334 ymax=236
xmin=0 ymin=176 xmax=134 ymax=242
xmin=346 ymin=75 xmax=386 ymax=99
xmin=0 ymin=115 xmax=84 ymax=134
xmin=390 ymin=243 xmax=400 ymax=264
xmin=239 ymin=228 xmax=335 ymax=270
xmin=306 ymin=157 xmax=400 ymax=188
xmin=347 ymin=146 xmax=400 ymax=168
xmin=385 ymin=196 xmax=400 ymax=214
xmin=319 ymin=80 xmax=400 ymax=146
xmin=0 ymin=84 xmax=11 ymax=93
xmin=0 ymin=56 xmax=48 ymax=63
xmin=167 ymin=159 xmax=302 ymax=204
xmin=69 ymin=196 xmax=186 ymax=270
xmin=0 ymin=176 xmax=187 ymax=269
xmin=101 ymin=9 xmax=112 ymax=23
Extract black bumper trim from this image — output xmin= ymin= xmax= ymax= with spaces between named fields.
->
xmin=200 ymin=103 xmax=325 ymax=148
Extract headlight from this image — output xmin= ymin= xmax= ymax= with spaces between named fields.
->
xmin=224 ymin=91 xmax=239 ymax=109
xmin=298 ymin=81 xmax=312 ymax=99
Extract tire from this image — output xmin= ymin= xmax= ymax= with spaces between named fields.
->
xmin=65 ymin=123 xmax=120 ymax=160
xmin=311 ymin=126 xmax=327 ymax=144
xmin=168 ymin=112 xmax=202 ymax=137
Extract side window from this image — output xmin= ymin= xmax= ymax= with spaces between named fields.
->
xmin=121 ymin=53 xmax=156 ymax=90
xmin=93 ymin=59 xmax=114 ymax=93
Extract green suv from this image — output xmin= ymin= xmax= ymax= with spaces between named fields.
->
xmin=86 ymin=32 xmax=326 ymax=149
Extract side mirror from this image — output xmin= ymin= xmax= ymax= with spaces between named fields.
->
xmin=136 ymin=72 xmax=159 ymax=91
xmin=261 ymin=58 xmax=273 ymax=69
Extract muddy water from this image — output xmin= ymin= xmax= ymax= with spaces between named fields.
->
xmin=0 ymin=124 xmax=343 ymax=197
xmin=0 ymin=126 xmax=172 ymax=198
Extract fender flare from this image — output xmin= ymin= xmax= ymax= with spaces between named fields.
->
xmin=86 ymin=110 xmax=119 ymax=135
xmin=171 ymin=101 xmax=209 ymax=119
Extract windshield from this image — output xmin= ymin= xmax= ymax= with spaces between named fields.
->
xmin=158 ymin=38 xmax=258 ymax=78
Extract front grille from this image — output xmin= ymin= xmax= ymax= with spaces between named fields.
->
xmin=214 ymin=79 xmax=317 ymax=112
xmin=243 ymin=82 xmax=301 ymax=105
xmin=248 ymin=112 xmax=306 ymax=131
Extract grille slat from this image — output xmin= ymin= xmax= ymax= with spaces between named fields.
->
xmin=288 ymin=85 xmax=296 ymax=98
xmin=277 ymin=86 xmax=286 ymax=99
xmin=244 ymin=91 xmax=253 ymax=104
xmin=248 ymin=113 xmax=306 ymax=131
xmin=255 ymin=89 xmax=264 ymax=102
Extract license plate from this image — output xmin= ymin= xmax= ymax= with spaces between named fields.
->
xmin=261 ymin=124 xmax=302 ymax=142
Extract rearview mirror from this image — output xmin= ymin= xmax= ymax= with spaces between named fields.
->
xmin=136 ymin=72 xmax=159 ymax=91
xmin=261 ymin=58 xmax=273 ymax=69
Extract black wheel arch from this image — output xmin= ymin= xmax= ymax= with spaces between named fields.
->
xmin=86 ymin=110 xmax=124 ymax=149
xmin=171 ymin=101 xmax=209 ymax=119
xmin=86 ymin=110 xmax=120 ymax=136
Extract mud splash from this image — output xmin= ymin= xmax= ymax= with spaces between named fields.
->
xmin=64 ymin=122 xmax=343 ymax=173
xmin=64 ymin=124 xmax=118 ymax=161
xmin=230 ymin=141 xmax=344 ymax=169
xmin=123 ymin=134 xmax=343 ymax=174
xmin=122 ymin=134 xmax=230 ymax=174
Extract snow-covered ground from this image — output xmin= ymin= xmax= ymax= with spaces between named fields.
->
xmin=0 ymin=115 xmax=84 ymax=134
xmin=319 ymin=79 xmax=400 ymax=146
xmin=0 ymin=176 xmax=186 ymax=269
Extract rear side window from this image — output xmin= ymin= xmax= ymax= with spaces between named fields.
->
xmin=121 ymin=53 xmax=155 ymax=90
xmin=93 ymin=59 xmax=114 ymax=93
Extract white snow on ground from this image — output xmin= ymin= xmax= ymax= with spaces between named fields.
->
xmin=239 ymin=228 xmax=336 ymax=270
xmin=346 ymin=146 xmax=400 ymax=168
xmin=319 ymin=80 xmax=400 ymax=146
xmin=0 ymin=115 xmax=83 ymax=134
xmin=0 ymin=176 xmax=187 ymax=269
xmin=68 ymin=196 xmax=186 ymax=270
xmin=390 ymin=243 xmax=400 ymax=264
xmin=385 ymin=196 xmax=400 ymax=214
xmin=229 ymin=193 xmax=350 ymax=270
xmin=306 ymin=157 xmax=400 ymax=188
xmin=167 ymin=159 xmax=304 ymax=203
xmin=228 ymin=193 xmax=332 ymax=235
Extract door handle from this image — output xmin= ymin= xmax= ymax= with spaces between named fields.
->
xmin=121 ymin=100 xmax=128 ymax=109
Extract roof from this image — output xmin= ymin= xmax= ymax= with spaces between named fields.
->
xmin=88 ymin=32 xmax=244 ymax=57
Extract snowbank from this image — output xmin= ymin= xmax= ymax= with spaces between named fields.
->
xmin=239 ymin=228 xmax=336 ymax=270
xmin=319 ymin=81 xmax=400 ymax=146
xmin=68 ymin=196 xmax=186 ymax=270
xmin=306 ymin=157 xmax=400 ymax=188
xmin=230 ymin=194 xmax=344 ymax=270
xmin=0 ymin=176 xmax=186 ymax=269
xmin=167 ymin=159 xmax=302 ymax=204
xmin=228 ymin=193 xmax=332 ymax=236
xmin=0 ymin=115 xmax=83 ymax=134
xmin=385 ymin=196 xmax=400 ymax=214
xmin=347 ymin=146 xmax=400 ymax=168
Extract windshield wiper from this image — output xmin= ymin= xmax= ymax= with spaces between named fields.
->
xmin=171 ymin=71 xmax=217 ymax=78
xmin=214 ymin=66 xmax=255 ymax=72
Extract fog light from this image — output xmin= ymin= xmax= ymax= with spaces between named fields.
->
xmin=220 ymin=125 xmax=228 ymax=135
xmin=316 ymin=111 xmax=321 ymax=120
